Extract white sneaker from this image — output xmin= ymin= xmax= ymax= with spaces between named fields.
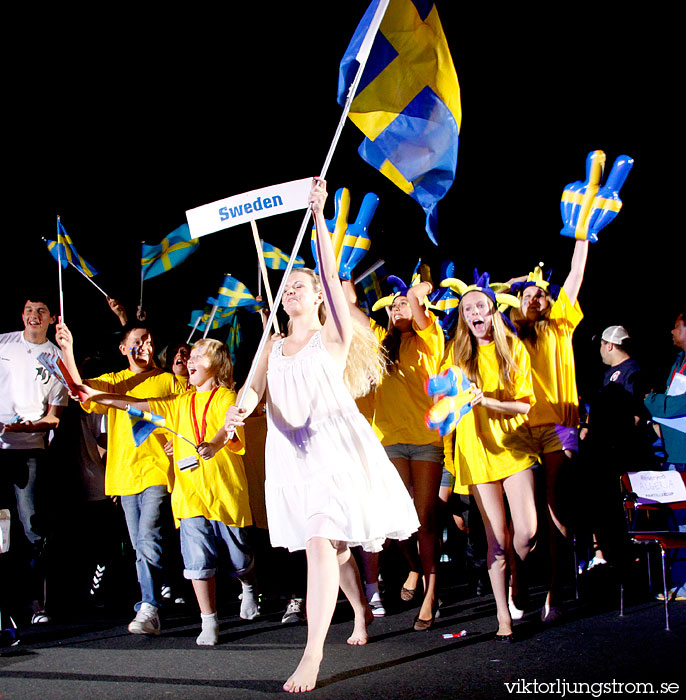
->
xmin=128 ymin=603 xmax=161 ymax=635
xmin=368 ymin=592 xmax=386 ymax=618
xmin=281 ymin=597 xmax=306 ymax=624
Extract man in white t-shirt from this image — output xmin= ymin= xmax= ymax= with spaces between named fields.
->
xmin=0 ymin=296 xmax=68 ymax=623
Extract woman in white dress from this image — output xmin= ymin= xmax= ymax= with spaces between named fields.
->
xmin=225 ymin=178 xmax=419 ymax=693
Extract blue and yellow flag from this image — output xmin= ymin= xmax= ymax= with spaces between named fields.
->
xmin=338 ymin=0 xmax=461 ymax=245
xmin=188 ymin=303 xmax=236 ymax=332
xmin=126 ymin=406 xmax=166 ymax=447
xmin=262 ymin=240 xmax=305 ymax=271
xmin=141 ymin=224 xmax=199 ymax=280
xmin=225 ymin=313 xmax=242 ymax=363
xmin=46 ymin=222 xmax=99 ymax=277
xmin=356 ymin=262 xmax=388 ymax=312
xmin=215 ymin=276 xmax=264 ymax=312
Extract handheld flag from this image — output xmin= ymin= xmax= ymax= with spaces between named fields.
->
xmin=46 ymin=222 xmax=99 ymax=277
xmin=338 ymin=0 xmax=461 ymax=245
xmin=262 ymin=241 xmax=305 ymax=271
xmin=215 ymin=276 xmax=265 ymax=312
xmin=126 ymin=406 xmax=198 ymax=450
xmin=225 ymin=313 xmax=242 ymax=363
xmin=189 ymin=305 xmax=237 ymax=332
xmin=141 ymin=224 xmax=199 ymax=280
xmin=425 ymin=366 xmax=473 ymax=436
xmin=310 ymin=188 xmax=378 ymax=280
xmin=127 ymin=406 xmax=167 ymax=447
xmin=560 ymin=151 xmax=634 ymax=243
xmin=355 ymin=261 xmax=388 ymax=313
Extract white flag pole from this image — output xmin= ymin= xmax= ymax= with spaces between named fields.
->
xmin=250 ymin=222 xmax=280 ymax=335
xmin=187 ymin=315 xmax=202 ymax=344
xmin=56 ymin=216 xmax=65 ymax=322
xmin=231 ymin=0 xmax=390 ymax=426
xmin=202 ymin=305 xmax=218 ymax=339
xmin=354 ymin=259 xmax=386 ymax=285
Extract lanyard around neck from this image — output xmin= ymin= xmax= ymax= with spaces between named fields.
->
xmin=190 ymin=387 xmax=218 ymax=444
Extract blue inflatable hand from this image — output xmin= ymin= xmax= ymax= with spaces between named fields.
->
xmin=560 ymin=150 xmax=633 ymax=242
xmin=310 ymin=188 xmax=379 ymax=278
xmin=586 ymin=155 xmax=634 ymax=241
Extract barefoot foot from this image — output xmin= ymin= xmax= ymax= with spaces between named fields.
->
xmin=283 ymin=653 xmax=322 ymax=693
xmin=347 ymin=605 xmax=374 ymax=646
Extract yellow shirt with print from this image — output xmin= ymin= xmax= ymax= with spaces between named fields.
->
xmin=149 ymin=387 xmax=252 ymax=528
xmin=443 ymin=338 xmax=536 ymax=494
xmin=523 ymin=288 xmax=583 ymax=428
xmin=83 ymin=368 xmax=181 ymax=497
xmin=371 ymin=314 xmax=444 ymax=447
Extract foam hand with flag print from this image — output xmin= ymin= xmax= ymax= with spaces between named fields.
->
xmin=560 ymin=150 xmax=634 ymax=243
xmin=310 ymin=187 xmax=378 ymax=279
xmin=424 ymin=366 xmax=474 ymax=436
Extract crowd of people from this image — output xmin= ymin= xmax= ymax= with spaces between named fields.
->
xmin=1 ymin=179 xmax=684 ymax=692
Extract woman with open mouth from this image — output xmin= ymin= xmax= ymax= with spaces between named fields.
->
xmin=439 ymin=272 xmax=538 ymax=642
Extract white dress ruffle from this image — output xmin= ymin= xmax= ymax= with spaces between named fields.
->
xmin=264 ymin=331 xmax=419 ymax=552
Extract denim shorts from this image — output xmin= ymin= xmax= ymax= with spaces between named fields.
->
xmin=384 ymin=442 xmax=444 ymax=463
xmin=440 ymin=466 xmax=455 ymax=489
xmin=179 ymin=516 xmax=253 ymax=580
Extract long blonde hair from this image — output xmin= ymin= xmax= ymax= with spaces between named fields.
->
xmin=450 ymin=295 xmax=520 ymax=395
xmin=289 ymin=268 xmax=386 ymax=398
xmin=191 ymin=338 xmax=235 ymax=389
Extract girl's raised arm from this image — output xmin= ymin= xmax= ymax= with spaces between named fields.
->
xmin=562 ymin=239 xmax=589 ymax=305
xmin=311 ymin=178 xmax=353 ymax=352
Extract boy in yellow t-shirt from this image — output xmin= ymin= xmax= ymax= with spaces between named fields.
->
xmin=56 ymin=322 xmax=181 ymax=636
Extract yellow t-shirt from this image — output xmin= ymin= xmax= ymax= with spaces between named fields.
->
xmin=148 ymin=387 xmax=252 ymax=528
xmin=83 ymin=368 xmax=180 ymax=496
xmin=371 ymin=315 xmax=445 ymax=447
xmin=443 ymin=338 xmax=536 ymax=494
xmin=523 ymin=289 xmax=583 ymax=428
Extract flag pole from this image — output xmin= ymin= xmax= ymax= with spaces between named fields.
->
xmin=231 ymin=0 xmax=390 ymax=426
xmin=354 ymin=259 xmax=385 ymax=285
xmin=56 ymin=216 xmax=65 ymax=322
xmin=187 ymin=315 xmax=202 ymax=344
xmin=250 ymin=222 xmax=280 ymax=335
xmin=202 ymin=305 xmax=218 ymax=339
xmin=137 ymin=242 xmax=146 ymax=321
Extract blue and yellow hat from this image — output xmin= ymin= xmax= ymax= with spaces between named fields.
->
xmin=371 ymin=261 xmax=427 ymax=312
xmin=441 ymin=269 xmax=520 ymax=312
xmin=509 ymin=262 xmax=560 ymax=300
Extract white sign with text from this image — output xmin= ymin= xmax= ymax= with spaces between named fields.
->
xmin=185 ymin=177 xmax=312 ymax=239
xmin=629 ymin=470 xmax=686 ymax=504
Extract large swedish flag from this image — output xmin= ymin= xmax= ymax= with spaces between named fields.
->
xmin=141 ymin=224 xmax=199 ymax=280
xmin=338 ymin=0 xmax=461 ymax=245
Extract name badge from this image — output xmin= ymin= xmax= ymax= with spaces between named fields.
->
xmin=178 ymin=455 xmax=199 ymax=472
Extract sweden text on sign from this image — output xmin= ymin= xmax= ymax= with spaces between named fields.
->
xmin=185 ymin=177 xmax=312 ymax=239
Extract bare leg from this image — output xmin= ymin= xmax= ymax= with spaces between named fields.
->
xmin=390 ymin=457 xmax=422 ymax=594
xmin=409 ymin=460 xmax=443 ymax=622
xmin=283 ymin=538 xmax=339 ymax=694
xmin=472 ymin=482 xmax=512 ymax=637
xmin=543 ymin=451 xmax=571 ymax=607
xmin=335 ymin=543 xmax=373 ymax=645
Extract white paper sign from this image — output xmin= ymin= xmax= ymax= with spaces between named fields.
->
xmin=186 ymin=177 xmax=313 ymax=239
xmin=628 ymin=470 xmax=686 ymax=504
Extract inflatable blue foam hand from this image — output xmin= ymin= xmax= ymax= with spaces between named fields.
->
xmin=560 ymin=150 xmax=606 ymax=241
xmin=311 ymin=187 xmax=351 ymax=274
xmin=425 ymin=394 xmax=473 ymax=436
xmin=425 ymin=366 xmax=470 ymax=398
xmin=586 ymin=155 xmax=634 ymax=241
xmin=338 ymin=192 xmax=379 ymax=280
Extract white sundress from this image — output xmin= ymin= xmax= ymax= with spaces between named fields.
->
xmin=264 ymin=331 xmax=420 ymax=552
